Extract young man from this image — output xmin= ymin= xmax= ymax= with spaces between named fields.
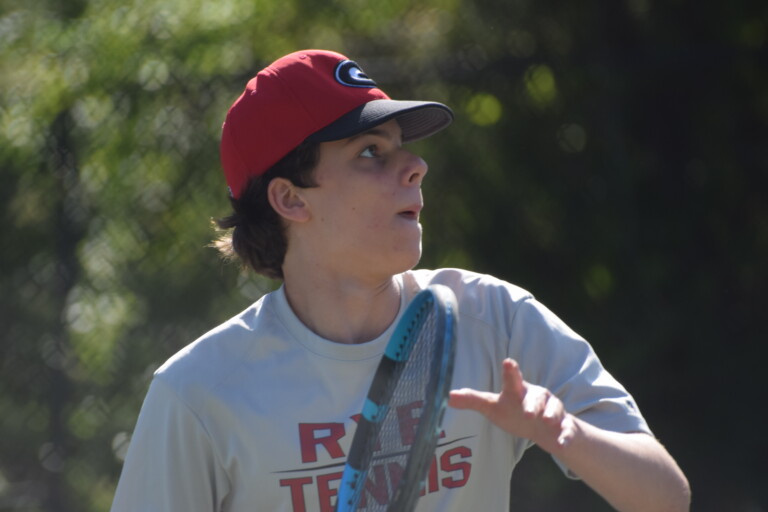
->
xmin=111 ymin=50 xmax=690 ymax=511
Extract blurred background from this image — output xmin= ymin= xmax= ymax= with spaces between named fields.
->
xmin=1 ymin=0 xmax=766 ymax=510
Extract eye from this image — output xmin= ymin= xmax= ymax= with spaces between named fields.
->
xmin=359 ymin=145 xmax=378 ymax=158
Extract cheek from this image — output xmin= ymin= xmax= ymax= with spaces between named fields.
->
xmin=325 ymin=180 xmax=396 ymax=232
xmin=347 ymin=197 xmax=389 ymax=229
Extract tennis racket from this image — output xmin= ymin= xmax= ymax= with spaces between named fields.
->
xmin=335 ymin=284 xmax=458 ymax=512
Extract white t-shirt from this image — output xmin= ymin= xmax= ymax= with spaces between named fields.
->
xmin=111 ymin=268 xmax=651 ymax=512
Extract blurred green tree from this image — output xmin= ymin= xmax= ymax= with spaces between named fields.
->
xmin=1 ymin=0 xmax=766 ymax=510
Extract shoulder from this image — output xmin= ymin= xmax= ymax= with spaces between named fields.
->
xmin=406 ymin=268 xmax=586 ymax=346
xmin=404 ymin=268 xmax=542 ymax=339
xmin=408 ymin=268 xmax=533 ymax=312
xmin=152 ymin=291 xmax=280 ymax=401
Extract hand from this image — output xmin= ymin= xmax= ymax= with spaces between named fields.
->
xmin=450 ymin=358 xmax=691 ymax=511
xmin=448 ymin=358 xmax=576 ymax=454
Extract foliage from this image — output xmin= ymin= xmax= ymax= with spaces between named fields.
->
xmin=1 ymin=0 xmax=766 ymax=510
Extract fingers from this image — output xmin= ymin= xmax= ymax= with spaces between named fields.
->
xmin=521 ymin=387 xmax=574 ymax=452
xmin=542 ymin=392 xmax=562 ymax=424
xmin=449 ymin=358 xmax=525 ymax=415
xmin=521 ymin=385 xmax=553 ymax=422
xmin=502 ymin=358 xmax=526 ymax=401
xmin=521 ymin=386 xmax=560 ymax=425
xmin=448 ymin=358 xmax=575 ymax=453
xmin=449 ymin=358 xmax=528 ymax=416
xmin=448 ymin=388 xmax=499 ymax=414
xmin=557 ymin=414 xmax=577 ymax=448
xmin=503 ymin=358 xmax=558 ymax=424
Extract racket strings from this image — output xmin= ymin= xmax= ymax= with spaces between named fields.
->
xmin=361 ymin=306 xmax=440 ymax=511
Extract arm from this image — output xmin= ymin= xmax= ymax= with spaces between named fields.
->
xmin=111 ymin=378 xmax=230 ymax=512
xmin=449 ymin=358 xmax=691 ymax=512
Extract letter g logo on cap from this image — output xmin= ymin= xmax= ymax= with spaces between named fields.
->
xmin=334 ymin=60 xmax=377 ymax=88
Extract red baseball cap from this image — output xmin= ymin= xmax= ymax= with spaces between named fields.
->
xmin=220 ymin=50 xmax=454 ymax=198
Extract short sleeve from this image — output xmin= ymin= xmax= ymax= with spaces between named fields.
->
xmin=111 ymin=378 xmax=231 ymax=511
xmin=508 ymin=298 xmax=652 ymax=477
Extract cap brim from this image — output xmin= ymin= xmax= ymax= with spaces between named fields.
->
xmin=306 ymin=99 xmax=454 ymax=144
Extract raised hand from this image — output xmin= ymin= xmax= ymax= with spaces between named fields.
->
xmin=448 ymin=358 xmax=576 ymax=454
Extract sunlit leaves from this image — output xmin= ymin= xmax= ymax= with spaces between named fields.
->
xmin=524 ymin=64 xmax=558 ymax=109
xmin=466 ymin=92 xmax=503 ymax=126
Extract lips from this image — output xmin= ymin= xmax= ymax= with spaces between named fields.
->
xmin=398 ymin=204 xmax=423 ymax=221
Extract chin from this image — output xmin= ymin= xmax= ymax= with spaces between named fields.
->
xmin=372 ymin=233 xmax=422 ymax=275
xmin=392 ymin=245 xmax=423 ymax=274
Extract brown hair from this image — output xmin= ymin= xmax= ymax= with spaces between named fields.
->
xmin=212 ymin=141 xmax=320 ymax=279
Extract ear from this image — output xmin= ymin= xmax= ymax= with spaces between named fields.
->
xmin=267 ymin=178 xmax=311 ymax=223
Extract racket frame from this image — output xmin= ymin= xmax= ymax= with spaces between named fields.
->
xmin=335 ymin=285 xmax=457 ymax=512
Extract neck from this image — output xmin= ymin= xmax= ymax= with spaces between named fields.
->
xmin=282 ymin=268 xmax=402 ymax=345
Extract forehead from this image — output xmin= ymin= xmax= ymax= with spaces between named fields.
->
xmin=338 ymin=119 xmax=403 ymax=146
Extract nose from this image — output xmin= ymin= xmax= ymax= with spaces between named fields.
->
xmin=400 ymin=150 xmax=429 ymax=186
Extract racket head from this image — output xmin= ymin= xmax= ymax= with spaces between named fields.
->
xmin=335 ymin=284 xmax=458 ymax=512
xmin=387 ymin=285 xmax=457 ymax=511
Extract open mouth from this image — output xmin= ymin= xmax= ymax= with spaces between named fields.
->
xmin=398 ymin=208 xmax=421 ymax=221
